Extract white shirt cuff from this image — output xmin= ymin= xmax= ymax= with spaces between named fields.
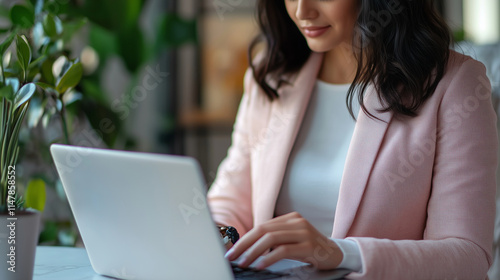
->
xmin=330 ymin=238 xmax=363 ymax=273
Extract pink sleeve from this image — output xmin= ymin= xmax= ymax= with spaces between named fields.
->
xmin=346 ymin=59 xmax=497 ymax=279
xmin=207 ymin=68 xmax=255 ymax=236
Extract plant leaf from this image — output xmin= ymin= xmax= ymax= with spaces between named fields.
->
xmin=3 ymin=51 xmax=11 ymax=68
xmin=56 ymin=62 xmax=82 ymax=94
xmin=0 ymin=32 xmax=15 ymax=57
xmin=42 ymin=14 xmax=63 ymax=38
xmin=10 ymin=5 xmax=35 ymax=29
xmin=15 ymin=83 xmax=36 ymax=109
xmin=24 ymin=178 xmax=46 ymax=212
xmin=27 ymin=97 xmax=43 ymax=128
xmin=33 ymin=22 xmax=49 ymax=51
xmin=28 ymin=54 xmax=46 ymax=69
xmin=47 ymin=39 xmax=64 ymax=55
xmin=35 ymin=82 xmax=54 ymax=91
xmin=3 ymin=69 xmax=17 ymax=78
xmin=52 ymin=56 xmax=70 ymax=78
xmin=16 ymin=35 xmax=31 ymax=73
xmin=5 ymin=78 xmax=19 ymax=93
xmin=4 ymin=103 xmax=28 ymax=183
xmin=41 ymin=58 xmax=55 ymax=85
xmin=0 ymin=84 xmax=15 ymax=101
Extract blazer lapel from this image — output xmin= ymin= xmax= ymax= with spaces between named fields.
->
xmin=331 ymin=87 xmax=394 ymax=238
xmin=253 ymin=52 xmax=324 ymax=226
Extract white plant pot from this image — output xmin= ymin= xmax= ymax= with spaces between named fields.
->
xmin=0 ymin=208 xmax=41 ymax=280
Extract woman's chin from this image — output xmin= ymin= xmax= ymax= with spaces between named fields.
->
xmin=305 ymin=41 xmax=336 ymax=53
xmin=307 ymin=45 xmax=333 ymax=53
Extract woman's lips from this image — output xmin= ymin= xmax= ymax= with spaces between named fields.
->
xmin=302 ymin=26 xmax=331 ymax=38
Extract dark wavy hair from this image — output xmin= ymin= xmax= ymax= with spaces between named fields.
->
xmin=248 ymin=0 xmax=451 ymax=119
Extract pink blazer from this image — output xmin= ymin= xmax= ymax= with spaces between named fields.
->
xmin=207 ymin=51 xmax=498 ymax=279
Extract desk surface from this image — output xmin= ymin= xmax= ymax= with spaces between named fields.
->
xmin=34 ymin=246 xmax=348 ymax=280
xmin=34 ymin=246 xmax=113 ymax=280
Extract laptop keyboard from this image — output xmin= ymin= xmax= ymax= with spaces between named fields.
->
xmin=231 ymin=262 xmax=291 ymax=279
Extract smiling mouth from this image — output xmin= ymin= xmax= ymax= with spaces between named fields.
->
xmin=302 ymin=26 xmax=331 ymax=38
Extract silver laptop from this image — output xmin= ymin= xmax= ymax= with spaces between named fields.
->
xmin=50 ymin=144 xmax=350 ymax=280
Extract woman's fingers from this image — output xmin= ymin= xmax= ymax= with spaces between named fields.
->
xmin=256 ymin=236 xmax=343 ymax=270
xmin=254 ymin=243 xmax=308 ymax=269
xmin=237 ymin=230 xmax=308 ymax=267
xmin=224 ymin=212 xmax=343 ymax=271
xmin=225 ymin=217 xmax=305 ymax=261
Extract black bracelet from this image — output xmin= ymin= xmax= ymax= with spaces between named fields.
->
xmin=218 ymin=225 xmax=240 ymax=245
xmin=226 ymin=226 xmax=239 ymax=245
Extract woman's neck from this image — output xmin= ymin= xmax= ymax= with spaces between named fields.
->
xmin=318 ymin=44 xmax=358 ymax=85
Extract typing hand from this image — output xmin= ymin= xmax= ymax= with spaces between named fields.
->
xmin=224 ymin=212 xmax=343 ymax=270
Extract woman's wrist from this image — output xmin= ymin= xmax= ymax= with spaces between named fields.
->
xmin=330 ymin=238 xmax=363 ymax=272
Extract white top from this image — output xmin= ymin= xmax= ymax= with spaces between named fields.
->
xmin=274 ymin=79 xmax=362 ymax=272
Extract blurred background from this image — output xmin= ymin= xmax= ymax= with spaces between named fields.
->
xmin=0 ymin=0 xmax=498 ymax=248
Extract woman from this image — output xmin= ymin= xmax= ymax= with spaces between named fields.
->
xmin=207 ymin=0 xmax=497 ymax=279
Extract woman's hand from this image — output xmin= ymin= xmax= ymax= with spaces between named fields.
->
xmin=224 ymin=212 xmax=343 ymax=270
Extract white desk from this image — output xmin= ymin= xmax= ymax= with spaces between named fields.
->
xmin=34 ymin=246 xmax=115 ymax=280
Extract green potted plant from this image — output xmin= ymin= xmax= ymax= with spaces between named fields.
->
xmin=0 ymin=32 xmax=45 ymax=279
xmin=0 ymin=1 xmax=84 ymax=277
xmin=0 ymin=0 xmax=195 ymax=252
xmin=0 ymin=0 xmax=104 ymax=250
